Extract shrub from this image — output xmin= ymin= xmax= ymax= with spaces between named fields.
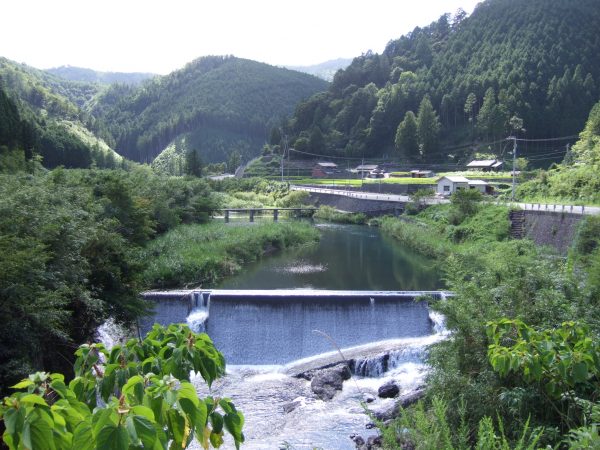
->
xmin=0 ymin=324 xmax=244 ymax=449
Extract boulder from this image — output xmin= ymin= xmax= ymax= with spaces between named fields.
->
xmin=310 ymin=364 xmax=351 ymax=400
xmin=377 ymin=381 xmax=399 ymax=398
xmin=363 ymin=393 xmax=376 ymax=403
xmin=374 ymin=388 xmax=426 ymax=421
xmin=282 ymin=399 xmax=302 ymax=414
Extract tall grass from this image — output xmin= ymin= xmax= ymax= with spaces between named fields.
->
xmin=141 ymin=221 xmax=319 ymax=288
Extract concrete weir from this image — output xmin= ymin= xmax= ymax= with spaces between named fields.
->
xmin=140 ymin=289 xmax=452 ymax=365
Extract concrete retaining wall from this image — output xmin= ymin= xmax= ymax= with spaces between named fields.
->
xmin=522 ymin=210 xmax=583 ymax=254
xmin=307 ymin=192 xmax=406 ymax=216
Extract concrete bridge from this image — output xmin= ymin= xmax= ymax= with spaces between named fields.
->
xmin=215 ymin=207 xmax=316 ymax=222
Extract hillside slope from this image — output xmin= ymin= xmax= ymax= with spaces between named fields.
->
xmin=0 ymin=58 xmax=125 ymax=169
xmin=286 ymin=0 xmax=600 ymax=164
xmin=46 ymin=66 xmax=156 ymax=85
xmin=91 ymin=56 xmax=329 ymax=164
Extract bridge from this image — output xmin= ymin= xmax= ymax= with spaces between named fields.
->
xmin=215 ymin=207 xmax=316 ymax=222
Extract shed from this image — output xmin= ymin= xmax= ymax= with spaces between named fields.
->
xmin=410 ymin=170 xmax=436 ymax=178
xmin=436 ymin=176 xmax=469 ymax=196
xmin=466 ymin=159 xmax=503 ymax=172
xmin=312 ymin=162 xmax=338 ymax=178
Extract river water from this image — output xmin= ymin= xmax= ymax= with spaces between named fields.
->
xmin=181 ymin=223 xmax=445 ymax=449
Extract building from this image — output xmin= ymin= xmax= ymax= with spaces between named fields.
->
xmin=436 ymin=176 xmax=470 ymax=195
xmin=466 ymin=159 xmax=503 ymax=171
xmin=467 ymin=179 xmax=493 ymax=194
xmin=312 ymin=162 xmax=338 ymax=178
xmin=410 ymin=170 xmax=436 ymax=178
xmin=367 ymin=168 xmax=385 ymax=178
xmin=355 ymin=164 xmax=379 ymax=176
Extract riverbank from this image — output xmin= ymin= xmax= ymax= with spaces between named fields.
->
xmin=373 ymin=193 xmax=600 ymax=448
xmin=141 ymin=221 xmax=320 ymax=288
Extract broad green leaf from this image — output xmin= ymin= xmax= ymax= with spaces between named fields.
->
xmin=573 ymin=361 xmax=589 ymax=383
xmin=3 ymin=407 xmax=25 ymax=435
xmin=210 ymin=412 xmax=223 ymax=434
xmin=20 ymin=394 xmax=48 ymax=406
xmin=96 ymin=423 xmax=129 ymax=450
xmin=92 ymin=408 xmax=118 ymax=437
xmin=209 ymin=430 xmax=224 ymax=448
xmin=131 ymin=405 xmax=156 ymax=422
xmin=177 ymin=382 xmax=199 ymax=406
xmin=126 ymin=415 xmax=157 ymax=449
xmin=50 ymin=379 xmax=69 ymax=399
xmin=166 ymin=409 xmax=186 ymax=446
xmin=22 ymin=410 xmax=56 ymax=450
xmin=71 ymin=421 xmax=93 ymax=450
xmin=10 ymin=380 xmax=34 ymax=390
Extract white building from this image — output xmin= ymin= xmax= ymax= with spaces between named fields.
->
xmin=436 ymin=176 xmax=469 ymax=195
xmin=467 ymin=179 xmax=491 ymax=194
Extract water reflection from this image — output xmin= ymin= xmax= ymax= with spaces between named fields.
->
xmin=218 ymin=223 xmax=441 ymax=291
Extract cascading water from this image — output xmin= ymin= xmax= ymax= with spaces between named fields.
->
xmin=141 ymin=224 xmax=448 ymax=449
xmin=186 ymin=291 xmax=211 ymax=333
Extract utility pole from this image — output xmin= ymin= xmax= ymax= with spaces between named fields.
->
xmin=281 ymin=134 xmax=288 ymax=182
xmin=510 ymin=136 xmax=517 ymax=201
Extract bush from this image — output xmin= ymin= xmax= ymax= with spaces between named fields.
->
xmin=313 ymin=205 xmax=367 ymax=224
xmin=0 ymin=324 xmax=244 ymax=449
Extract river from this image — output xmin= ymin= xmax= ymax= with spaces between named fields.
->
xmin=180 ymin=223 xmax=444 ymax=449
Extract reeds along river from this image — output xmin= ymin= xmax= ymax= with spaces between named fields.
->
xmin=134 ymin=223 xmax=446 ymax=449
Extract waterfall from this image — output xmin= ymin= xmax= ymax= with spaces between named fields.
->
xmin=186 ymin=291 xmax=211 ymax=333
xmin=428 ymin=310 xmax=449 ymax=335
xmin=352 ymin=345 xmax=426 ymax=377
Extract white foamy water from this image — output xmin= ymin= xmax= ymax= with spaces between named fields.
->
xmin=186 ymin=308 xmax=209 ymax=332
xmin=277 ymin=262 xmax=328 ymax=274
xmin=95 ymin=318 xmax=131 ymax=350
xmin=189 ymin=329 xmax=446 ymax=450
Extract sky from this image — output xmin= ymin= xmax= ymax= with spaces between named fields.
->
xmin=1 ymin=0 xmax=481 ymax=75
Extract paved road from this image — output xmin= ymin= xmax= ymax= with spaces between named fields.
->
xmin=293 ymin=185 xmax=600 ymax=216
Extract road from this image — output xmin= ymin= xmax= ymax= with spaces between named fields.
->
xmin=292 ymin=185 xmax=600 ymax=215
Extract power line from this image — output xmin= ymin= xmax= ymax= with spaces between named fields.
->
xmin=515 ymin=135 xmax=578 ymax=143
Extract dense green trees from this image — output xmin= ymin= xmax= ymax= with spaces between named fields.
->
xmin=395 ymin=111 xmax=419 ymax=161
xmin=286 ymin=0 xmax=600 ymax=163
xmin=90 ymin=56 xmax=328 ymax=164
xmin=518 ymin=99 xmax=600 ymax=202
xmin=0 ymin=168 xmax=219 ymax=395
xmin=416 ymin=96 xmax=441 ymax=162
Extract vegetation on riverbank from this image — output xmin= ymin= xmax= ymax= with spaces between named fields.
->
xmin=141 ymin=222 xmax=320 ymax=288
xmin=0 ymin=168 xmax=320 ymax=397
xmin=378 ymin=189 xmax=600 ymax=447
xmin=380 ymin=190 xmax=510 ymax=258
xmin=313 ymin=205 xmax=367 ymax=225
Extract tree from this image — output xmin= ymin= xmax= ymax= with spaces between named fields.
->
xmin=185 ymin=149 xmax=203 ymax=177
xmin=416 ymin=96 xmax=440 ymax=162
xmin=227 ymin=151 xmax=242 ymax=173
xmin=395 ymin=111 xmax=419 ymax=161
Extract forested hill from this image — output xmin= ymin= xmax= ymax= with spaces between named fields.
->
xmin=90 ymin=56 xmax=329 ymax=164
xmin=287 ymin=0 xmax=600 ymax=164
xmin=0 ymin=58 xmax=125 ymax=170
xmin=47 ymin=66 xmax=156 ymax=85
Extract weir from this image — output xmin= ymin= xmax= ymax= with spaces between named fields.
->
xmin=140 ymin=289 xmax=451 ymax=365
